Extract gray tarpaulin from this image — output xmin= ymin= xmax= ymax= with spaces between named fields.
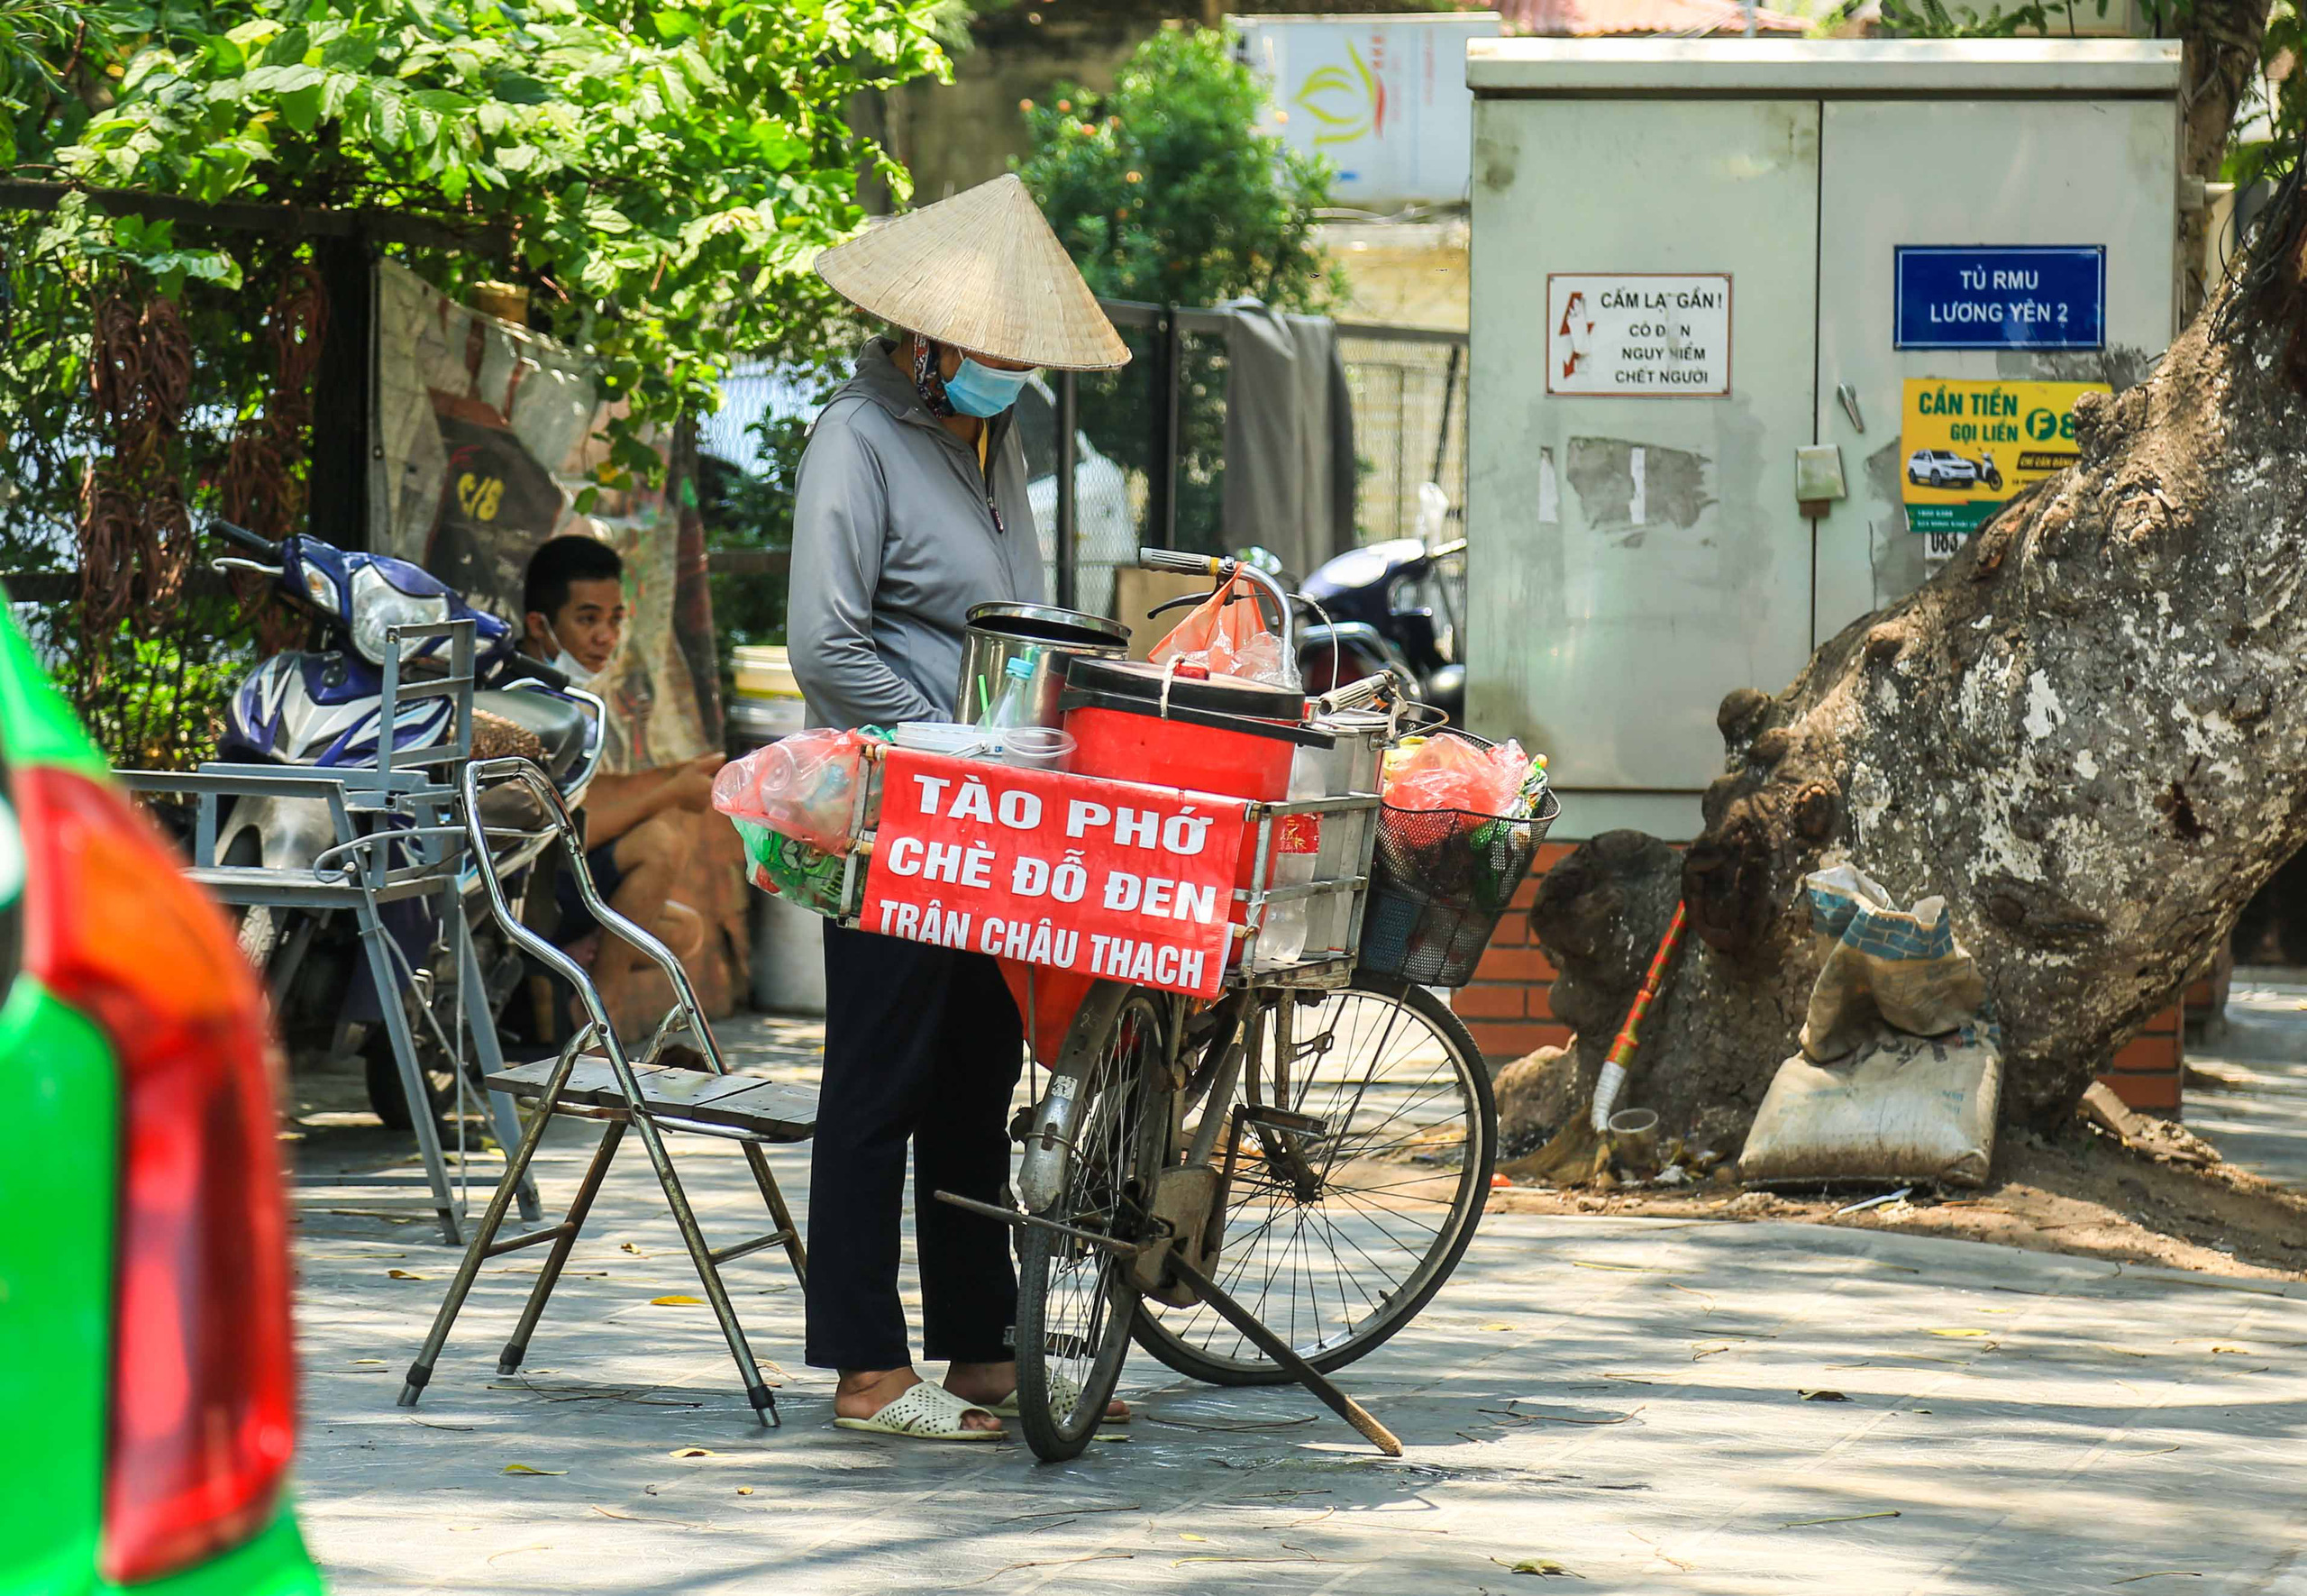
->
xmin=1220 ymin=299 xmax=1356 ymax=579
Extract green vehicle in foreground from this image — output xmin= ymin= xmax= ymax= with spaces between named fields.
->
xmin=0 ymin=610 xmax=324 ymax=1595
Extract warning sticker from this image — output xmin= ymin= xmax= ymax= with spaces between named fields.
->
xmin=1546 ymin=274 xmax=1731 ymax=397
xmin=1900 ymin=378 xmax=2109 ymax=541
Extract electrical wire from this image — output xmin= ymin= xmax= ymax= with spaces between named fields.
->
xmin=2213 ymin=141 xmax=2307 ymax=342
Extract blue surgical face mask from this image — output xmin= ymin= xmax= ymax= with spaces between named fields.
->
xmin=942 ymin=355 xmax=1035 ymax=418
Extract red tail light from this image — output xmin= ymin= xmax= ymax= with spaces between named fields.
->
xmin=17 ymin=769 xmax=296 ymax=1584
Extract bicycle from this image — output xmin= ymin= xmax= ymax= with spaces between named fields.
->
xmin=886 ymin=559 xmax=1500 ymax=1462
xmin=944 ymin=962 xmax=1495 ymax=1461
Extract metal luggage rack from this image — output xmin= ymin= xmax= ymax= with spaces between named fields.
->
xmin=119 ymin=619 xmax=538 ymax=1245
xmin=825 ymin=743 xmax=1381 ymax=987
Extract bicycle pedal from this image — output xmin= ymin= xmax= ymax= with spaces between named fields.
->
xmin=1240 ymin=1106 xmax=1328 ymax=1138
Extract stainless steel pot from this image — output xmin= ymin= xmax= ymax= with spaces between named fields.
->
xmin=959 ymin=602 xmax=1130 ymax=729
xmin=1307 ymin=707 xmax=1391 ymax=800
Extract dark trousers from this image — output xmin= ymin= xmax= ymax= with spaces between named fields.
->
xmin=805 ymin=922 xmax=1025 ymax=1371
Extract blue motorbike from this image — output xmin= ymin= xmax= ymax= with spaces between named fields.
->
xmin=209 ymin=520 xmax=605 ymax=1126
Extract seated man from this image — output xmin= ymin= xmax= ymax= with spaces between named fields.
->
xmin=520 ymin=534 xmax=725 ymax=1031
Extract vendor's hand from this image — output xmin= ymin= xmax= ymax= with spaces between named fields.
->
xmin=664 ymin=752 xmax=727 ymax=812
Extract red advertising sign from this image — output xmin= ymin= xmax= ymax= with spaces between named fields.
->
xmin=860 ymin=750 xmax=1248 ymax=999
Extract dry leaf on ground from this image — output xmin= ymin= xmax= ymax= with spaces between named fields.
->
xmin=1491 ymin=1555 xmax=1582 ymax=1577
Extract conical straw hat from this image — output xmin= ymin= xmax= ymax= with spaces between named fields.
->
xmin=816 ymin=174 xmax=1130 ymax=372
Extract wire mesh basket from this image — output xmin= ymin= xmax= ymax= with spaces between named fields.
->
xmin=1356 ymin=786 xmax=1560 ymax=988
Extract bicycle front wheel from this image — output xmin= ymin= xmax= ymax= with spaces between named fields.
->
xmin=1133 ymin=973 xmax=1495 ymax=1386
xmin=1014 ymin=988 xmax=1167 ymax=1461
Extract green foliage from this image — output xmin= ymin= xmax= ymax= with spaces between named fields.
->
xmin=696 ymin=331 xmax=855 ymax=696
xmin=0 ymin=211 xmax=293 ymax=766
xmin=1016 ymin=24 xmax=1341 ymax=314
xmin=2 ymin=0 xmax=951 ymax=764
xmin=1868 ymin=0 xmax=2128 ymax=37
xmin=1015 ymin=24 xmax=1344 ymax=552
xmin=47 ymin=618 xmax=254 ymax=768
xmin=25 ymin=0 xmax=954 ymax=479
xmin=1869 ymin=0 xmax=2296 ymax=191
xmin=1 ymin=1 xmax=114 ymax=168
xmin=2229 ymin=2 xmax=2304 ymax=185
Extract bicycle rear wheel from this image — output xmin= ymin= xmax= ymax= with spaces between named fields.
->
xmin=1133 ymin=973 xmax=1495 ymax=1386
xmin=1014 ymin=989 xmax=1167 ymax=1461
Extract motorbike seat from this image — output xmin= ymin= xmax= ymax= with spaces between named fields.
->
xmin=474 ymin=688 xmax=594 ymax=785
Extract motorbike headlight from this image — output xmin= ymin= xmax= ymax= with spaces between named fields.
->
xmin=349 ymin=564 xmax=452 ymax=665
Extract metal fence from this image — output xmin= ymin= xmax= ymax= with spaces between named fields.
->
xmin=694 ymin=306 xmax=1470 ymax=628
xmin=1338 ymin=332 xmax=1466 ymax=551
xmin=1021 ymin=300 xmax=1467 ymax=621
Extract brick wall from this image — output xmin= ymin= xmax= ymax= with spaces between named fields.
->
xmin=1462 ymin=842 xmax=1577 ymax=1063
xmin=2097 ymin=1000 xmax=2185 ymax=1115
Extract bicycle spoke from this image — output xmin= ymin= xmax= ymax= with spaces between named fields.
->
xmin=1134 ymin=980 xmax=1491 ymax=1382
xmin=1307 ymin=1203 xmax=1413 ymax=1296
xmin=1327 ymin=1185 xmax=1445 ymax=1247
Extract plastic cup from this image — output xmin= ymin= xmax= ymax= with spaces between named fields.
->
xmin=1607 ymin=1107 xmax=1662 ymax=1173
xmin=998 ymin=727 xmax=1075 ymax=771
xmin=895 ymin=721 xmax=1002 ymax=760
xmin=752 ymin=740 xmax=825 ymax=802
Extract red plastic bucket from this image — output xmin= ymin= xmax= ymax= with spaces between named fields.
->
xmin=1060 ymin=661 xmax=1334 ymax=961
xmin=1061 ymin=700 xmax=1293 ymax=800
xmin=1059 ymin=657 xmax=1318 ymax=800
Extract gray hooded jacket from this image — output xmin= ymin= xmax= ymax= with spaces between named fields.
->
xmin=788 ymin=338 xmax=1046 ymax=731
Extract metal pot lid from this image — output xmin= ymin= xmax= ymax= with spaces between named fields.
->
xmin=964 ymin=601 xmax=1130 ymax=648
xmin=1063 ymin=655 xmax=1308 ymax=719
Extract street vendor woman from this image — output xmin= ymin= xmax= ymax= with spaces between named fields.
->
xmin=789 ymin=174 xmax=1132 ymax=1441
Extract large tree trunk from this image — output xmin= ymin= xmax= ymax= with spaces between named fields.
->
xmin=1530 ymin=168 xmax=2307 ymax=1151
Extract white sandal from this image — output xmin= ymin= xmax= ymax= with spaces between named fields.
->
xmin=989 ymin=1374 xmax=1130 ymax=1424
xmin=832 ymin=1381 xmax=1006 ymax=1442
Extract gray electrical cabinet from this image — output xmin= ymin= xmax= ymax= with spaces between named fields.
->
xmin=1465 ymin=40 xmax=2183 ymax=840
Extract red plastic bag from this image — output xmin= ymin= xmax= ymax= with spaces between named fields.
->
xmin=1383 ymin=734 xmax=1527 ymax=817
xmin=1150 ymin=576 xmax=1298 ymax=689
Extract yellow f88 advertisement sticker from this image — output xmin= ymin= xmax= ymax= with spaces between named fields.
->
xmin=1901 ymin=378 xmax=2109 ymax=537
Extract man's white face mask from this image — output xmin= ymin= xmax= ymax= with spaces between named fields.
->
xmin=543 ymin=618 xmax=611 ymax=687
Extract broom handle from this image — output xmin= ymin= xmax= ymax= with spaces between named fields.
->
xmin=1590 ymin=900 xmax=1687 ymax=1133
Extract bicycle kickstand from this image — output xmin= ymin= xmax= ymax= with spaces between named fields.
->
xmin=1161 ymin=1252 xmax=1403 ymax=1457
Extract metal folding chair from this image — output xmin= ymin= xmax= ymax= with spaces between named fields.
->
xmin=123 ymin=620 xmax=537 ymax=1244
xmin=396 ymin=756 xmax=813 ymax=1427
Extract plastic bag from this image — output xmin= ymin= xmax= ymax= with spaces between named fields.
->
xmin=1798 ymin=865 xmax=1987 ymax=1060
xmin=730 ymin=817 xmax=854 ymax=918
xmin=711 ymin=727 xmax=879 ymax=853
xmin=1382 ymin=734 xmax=1536 ymax=818
xmin=1150 ymin=576 xmax=1299 ymax=689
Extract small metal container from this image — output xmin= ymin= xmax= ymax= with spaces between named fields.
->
xmin=1306 ymin=708 xmax=1391 ymax=802
xmin=959 ymin=602 xmax=1129 ymax=730
xmin=1302 ymin=708 xmax=1391 ymax=955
